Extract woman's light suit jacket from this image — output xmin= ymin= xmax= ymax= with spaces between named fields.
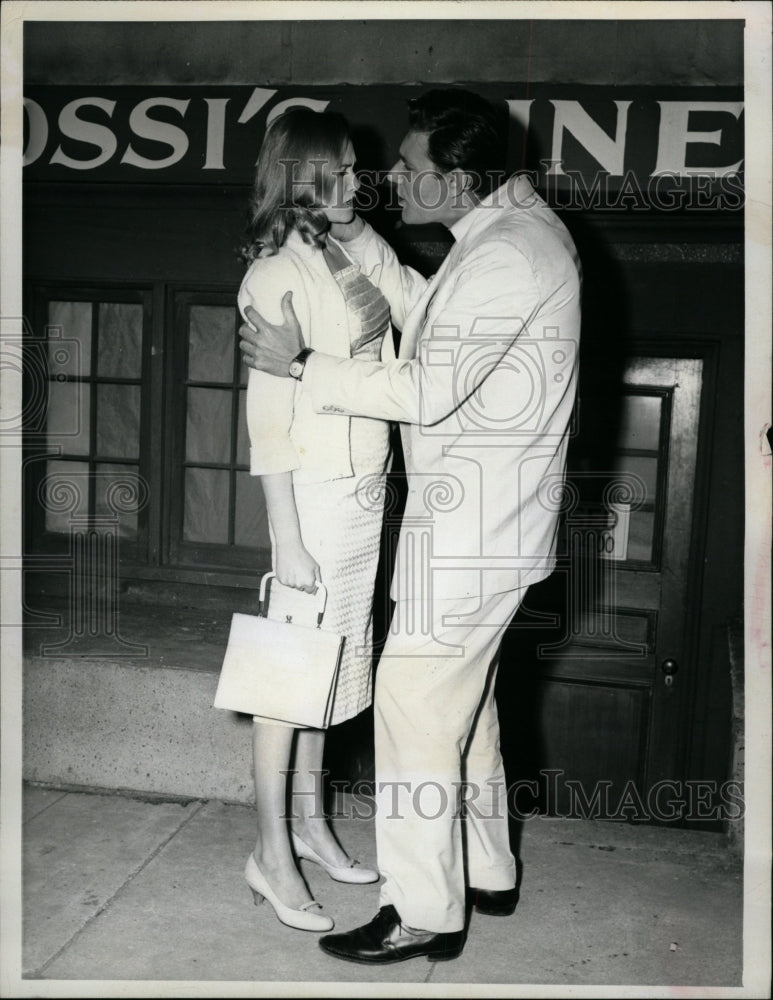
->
xmin=238 ymin=229 xmax=396 ymax=485
xmin=303 ymin=175 xmax=582 ymax=601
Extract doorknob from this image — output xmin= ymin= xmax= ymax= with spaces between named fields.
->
xmin=661 ymin=658 xmax=679 ymax=686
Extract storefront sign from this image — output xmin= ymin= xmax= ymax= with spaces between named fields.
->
xmin=23 ymin=84 xmax=744 ymax=207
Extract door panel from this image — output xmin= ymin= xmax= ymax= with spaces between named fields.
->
xmin=498 ymin=355 xmax=704 ymax=817
xmin=538 ymin=679 xmax=650 ymax=811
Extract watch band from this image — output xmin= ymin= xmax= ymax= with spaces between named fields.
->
xmin=289 ymin=347 xmax=313 ymax=380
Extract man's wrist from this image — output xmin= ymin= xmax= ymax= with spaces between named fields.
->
xmin=289 ymin=347 xmax=313 ymax=380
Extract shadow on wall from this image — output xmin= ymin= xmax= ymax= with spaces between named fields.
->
xmin=496 ymin=210 xmax=632 ymax=853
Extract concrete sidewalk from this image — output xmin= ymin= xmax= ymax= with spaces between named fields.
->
xmin=10 ymin=782 xmax=749 ymax=995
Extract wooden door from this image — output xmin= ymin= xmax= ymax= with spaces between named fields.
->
xmin=498 ymin=354 xmax=705 ymax=822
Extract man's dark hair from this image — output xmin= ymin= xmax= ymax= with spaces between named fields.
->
xmin=407 ymin=88 xmax=508 ymax=197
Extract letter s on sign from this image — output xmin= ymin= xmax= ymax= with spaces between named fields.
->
xmin=49 ymin=98 xmax=118 ymax=170
xmin=121 ymin=98 xmax=191 ymax=170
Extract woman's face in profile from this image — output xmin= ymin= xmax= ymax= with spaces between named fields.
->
xmin=320 ymin=140 xmax=359 ymax=225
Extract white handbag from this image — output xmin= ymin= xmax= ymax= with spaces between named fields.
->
xmin=214 ymin=573 xmax=344 ymax=728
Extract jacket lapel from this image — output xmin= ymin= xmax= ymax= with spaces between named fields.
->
xmin=397 ymin=252 xmax=455 ymax=360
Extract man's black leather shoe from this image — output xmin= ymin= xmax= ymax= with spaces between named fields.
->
xmin=318 ymin=905 xmax=465 ymax=964
xmin=468 ymin=886 xmax=518 ymax=916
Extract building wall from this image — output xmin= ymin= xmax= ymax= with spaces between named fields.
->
xmin=25 ymin=18 xmax=742 ymax=86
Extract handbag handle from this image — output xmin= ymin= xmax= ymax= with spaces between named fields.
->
xmin=258 ymin=572 xmax=329 ymax=627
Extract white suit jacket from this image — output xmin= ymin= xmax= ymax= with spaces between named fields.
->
xmin=305 ymin=176 xmax=582 ymax=600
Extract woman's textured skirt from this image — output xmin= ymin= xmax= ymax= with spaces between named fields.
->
xmin=260 ymin=470 xmax=387 ymax=728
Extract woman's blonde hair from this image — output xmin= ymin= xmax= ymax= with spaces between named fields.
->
xmin=240 ymin=107 xmax=351 ymax=262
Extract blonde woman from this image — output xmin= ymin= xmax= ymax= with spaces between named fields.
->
xmin=237 ymin=108 xmax=393 ymax=932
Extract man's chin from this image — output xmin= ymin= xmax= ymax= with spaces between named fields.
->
xmin=400 ymin=208 xmax=424 ymax=226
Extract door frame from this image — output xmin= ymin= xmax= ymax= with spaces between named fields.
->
xmin=623 ymin=335 xmax=721 ymax=789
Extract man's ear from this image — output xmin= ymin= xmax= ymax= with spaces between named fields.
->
xmin=448 ymin=169 xmax=475 ymax=197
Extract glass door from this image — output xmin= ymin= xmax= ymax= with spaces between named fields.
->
xmin=166 ymin=291 xmax=270 ymax=573
xmin=26 ymin=289 xmax=152 ymax=561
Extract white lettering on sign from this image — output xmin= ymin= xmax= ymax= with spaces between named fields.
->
xmin=237 ymin=87 xmax=278 ymax=124
xmin=121 ymin=98 xmax=191 ymax=169
xmin=505 ymin=99 xmax=534 ymax=130
xmin=49 ymin=97 xmax=117 ymax=170
xmin=23 ymin=98 xmax=48 ymax=167
xmin=266 ymin=96 xmax=331 ymax=127
xmin=547 ymin=100 xmax=633 ymax=176
xmin=653 ymin=101 xmax=744 ymax=175
xmin=203 ymin=98 xmax=229 ymax=170
xmin=21 ymin=91 xmax=744 ymax=180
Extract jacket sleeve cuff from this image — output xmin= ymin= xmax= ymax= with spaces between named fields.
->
xmin=249 ymin=442 xmax=301 ymax=476
xmin=304 ymin=353 xmax=349 ymax=415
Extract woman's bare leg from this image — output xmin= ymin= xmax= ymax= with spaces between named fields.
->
xmin=251 ymin=720 xmax=313 ymax=908
xmin=290 ymin=727 xmax=351 ymax=866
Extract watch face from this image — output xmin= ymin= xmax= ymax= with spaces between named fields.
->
xmin=289 ymin=348 xmax=310 ymax=379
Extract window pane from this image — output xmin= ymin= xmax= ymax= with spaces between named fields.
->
xmin=236 ymin=389 xmax=249 ymax=466
xmin=43 ymin=459 xmax=89 ymax=533
xmin=627 ymin=511 xmax=655 ymax=562
xmin=47 ymin=381 xmax=91 ymax=456
xmin=234 ymin=471 xmax=270 ymax=548
xmin=613 ymin=455 xmax=659 ymax=504
xmin=185 ymin=387 xmax=232 ymax=464
xmin=48 ymin=302 xmax=91 ymax=376
xmin=618 ymin=395 xmax=661 ymax=451
xmin=188 ymin=305 xmax=235 ymax=383
xmin=183 ymin=468 xmax=230 ymax=543
xmin=93 ymin=463 xmax=141 ymax=539
xmin=97 ymin=303 xmax=143 ymax=378
xmin=96 ymin=384 xmax=140 ymax=459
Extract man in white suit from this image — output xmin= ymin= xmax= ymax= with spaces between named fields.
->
xmin=239 ymin=90 xmax=582 ymax=964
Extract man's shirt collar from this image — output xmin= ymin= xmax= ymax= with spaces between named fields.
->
xmin=449 ymin=173 xmax=539 ymax=243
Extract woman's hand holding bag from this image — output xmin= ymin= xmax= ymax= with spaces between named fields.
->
xmin=273 ymin=539 xmax=321 ymax=594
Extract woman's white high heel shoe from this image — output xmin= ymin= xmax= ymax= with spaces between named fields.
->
xmin=244 ymin=854 xmax=334 ymax=932
xmin=291 ymin=831 xmax=379 ymax=884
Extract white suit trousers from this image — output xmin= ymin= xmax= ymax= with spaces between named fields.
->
xmin=374 ymin=587 xmax=527 ymax=933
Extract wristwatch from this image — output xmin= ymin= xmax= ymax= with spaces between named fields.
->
xmin=289 ymin=347 xmax=313 ymax=380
